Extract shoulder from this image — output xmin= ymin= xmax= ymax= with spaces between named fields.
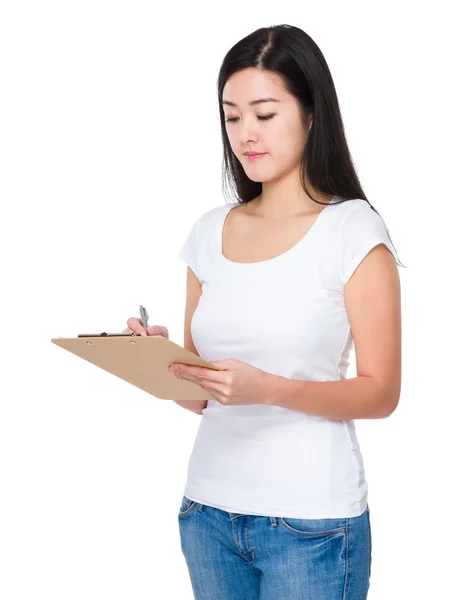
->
xmin=331 ymin=198 xmax=388 ymax=232
xmin=337 ymin=199 xmax=397 ymax=284
xmin=331 ymin=198 xmax=371 ymax=215
xmin=321 ymin=197 xmax=373 ymax=230
xmin=344 ymin=199 xmax=389 ymax=228
xmin=201 ymin=202 xmax=238 ymax=219
xmin=193 ymin=202 xmax=238 ymax=229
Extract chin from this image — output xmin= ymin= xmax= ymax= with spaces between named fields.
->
xmin=247 ymin=174 xmax=273 ymax=183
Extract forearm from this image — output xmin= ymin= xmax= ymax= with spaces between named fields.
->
xmin=265 ymin=374 xmax=393 ymax=420
xmin=172 ymin=399 xmax=208 ymax=415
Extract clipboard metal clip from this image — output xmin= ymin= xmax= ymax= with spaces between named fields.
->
xmin=77 ymin=332 xmax=140 ymax=338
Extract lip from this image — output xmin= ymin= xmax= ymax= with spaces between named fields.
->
xmin=244 ymin=152 xmax=267 ymax=160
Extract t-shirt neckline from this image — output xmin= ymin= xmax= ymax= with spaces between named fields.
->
xmin=218 ymin=195 xmax=339 ymax=266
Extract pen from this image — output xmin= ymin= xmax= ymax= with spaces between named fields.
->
xmin=140 ymin=305 xmax=149 ymax=335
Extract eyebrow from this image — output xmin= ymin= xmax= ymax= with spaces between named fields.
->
xmin=221 ymin=97 xmax=280 ymax=107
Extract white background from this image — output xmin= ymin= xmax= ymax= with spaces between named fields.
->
xmin=1 ymin=1 xmax=470 ymax=598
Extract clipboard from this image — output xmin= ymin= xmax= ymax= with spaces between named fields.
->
xmin=51 ymin=335 xmax=219 ymax=401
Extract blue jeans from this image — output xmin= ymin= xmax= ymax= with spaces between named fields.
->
xmin=178 ymin=496 xmax=372 ymax=599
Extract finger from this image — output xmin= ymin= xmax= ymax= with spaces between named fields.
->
xmin=179 ymin=366 xmax=228 ymax=383
xmin=135 ymin=318 xmax=147 ymax=336
xmin=126 ymin=317 xmax=146 ymax=335
xmin=127 ymin=317 xmax=143 ymax=328
xmin=178 ymin=376 xmax=223 ymax=399
xmin=147 ymin=325 xmax=168 ymax=337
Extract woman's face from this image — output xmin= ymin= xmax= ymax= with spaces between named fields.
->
xmin=222 ymin=67 xmax=312 ymax=183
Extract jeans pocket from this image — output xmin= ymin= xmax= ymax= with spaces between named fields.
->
xmin=178 ymin=495 xmax=199 ymax=518
xmin=279 ymin=516 xmax=346 ymax=538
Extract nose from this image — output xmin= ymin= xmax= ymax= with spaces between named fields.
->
xmin=239 ymin=121 xmax=259 ymax=147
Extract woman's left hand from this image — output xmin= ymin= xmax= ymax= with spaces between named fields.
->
xmin=168 ymin=358 xmax=272 ymax=407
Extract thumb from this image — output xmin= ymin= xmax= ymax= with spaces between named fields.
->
xmin=208 ymin=359 xmax=232 ymax=370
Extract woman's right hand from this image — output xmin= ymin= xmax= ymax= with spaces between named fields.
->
xmin=123 ymin=317 xmax=169 ymax=338
xmin=124 ymin=318 xmax=205 ymax=414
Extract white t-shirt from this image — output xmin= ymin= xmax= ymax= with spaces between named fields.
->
xmin=177 ymin=196 xmax=396 ymax=519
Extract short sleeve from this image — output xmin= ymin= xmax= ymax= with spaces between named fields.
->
xmin=178 ymin=216 xmax=201 ymax=281
xmin=341 ymin=201 xmax=397 ymax=286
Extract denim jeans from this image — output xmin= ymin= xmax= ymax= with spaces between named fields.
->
xmin=178 ymin=495 xmax=372 ymax=599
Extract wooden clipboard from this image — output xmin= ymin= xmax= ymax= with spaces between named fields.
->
xmin=51 ymin=335 xmax=219 ymax=401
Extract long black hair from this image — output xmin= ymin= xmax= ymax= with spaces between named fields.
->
xmin=217 ymin=24 xmax=406 ymax=269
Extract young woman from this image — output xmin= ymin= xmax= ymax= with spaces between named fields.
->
xmin=128 ymin=23 xmax=404 ymax=600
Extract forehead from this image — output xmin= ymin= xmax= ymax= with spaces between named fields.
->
xmin=222 ymin=68 xmax=288 ymax=107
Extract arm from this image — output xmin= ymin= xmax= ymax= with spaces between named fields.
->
xmin=172 ymin=266 xmax=208 ymax=416
xmin=265 ymin=243 xmax=402 ymax=420
xmin=265 ymin=375 xmax=391 ymax=420
xmin=172 ymin=398 xmax=207 ymax=415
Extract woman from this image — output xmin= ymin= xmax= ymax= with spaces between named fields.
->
xmin=129 ymin=24 xmax=404 ymax=600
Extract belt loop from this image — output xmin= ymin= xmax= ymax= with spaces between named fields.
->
xmin=270 ymin=516 xmax=277 ymax=527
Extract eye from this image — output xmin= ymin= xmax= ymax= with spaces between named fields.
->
xmin=225 ymin=114 xmax=275 ymax=123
